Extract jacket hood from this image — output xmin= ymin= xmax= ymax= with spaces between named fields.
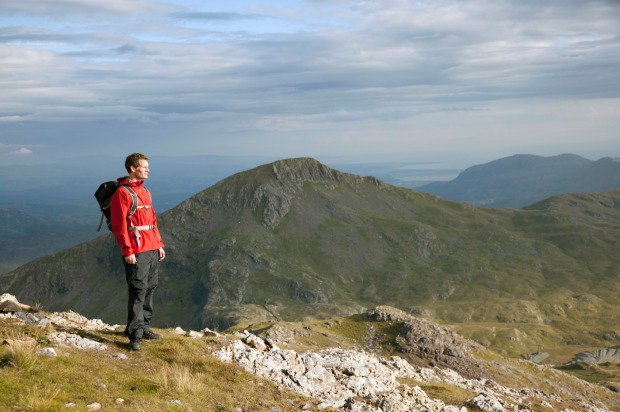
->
xmin=116 ymin=176 xmax=145 ymax=187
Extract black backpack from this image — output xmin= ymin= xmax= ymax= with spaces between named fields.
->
xmin=94 ymin=181 xmax=138 ymax=231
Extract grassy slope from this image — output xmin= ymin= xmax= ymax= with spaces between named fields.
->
xmin=0 ymin=318 xmax=313 ymax=412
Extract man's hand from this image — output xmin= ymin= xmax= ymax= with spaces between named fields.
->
xmin=158 ymin=247 xmax=166 ymax=261
xmin=124 ymin=254 xmax=137 ymax=265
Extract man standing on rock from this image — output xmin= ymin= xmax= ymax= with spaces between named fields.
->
xmin=111 ymin=153 xmax=165 ymax=351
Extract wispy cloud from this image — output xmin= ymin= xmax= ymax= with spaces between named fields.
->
xmin=174 ymin=11 xmax=275 ymax=22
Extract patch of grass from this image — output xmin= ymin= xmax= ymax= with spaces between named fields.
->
xmin=0 ymin=331 xmax=39 ymax=372
xmin=0 ymin=322 xmax=317 ymax=411
xmin=557 ymin=361 xmax=620 ymax=386
xmin=397 ymin=378 xmax=475 ymax=408
xmin=17 ymin=383 xmax=61 ymax=411
xmin=149 ymin=361 xmax=204 ymax=395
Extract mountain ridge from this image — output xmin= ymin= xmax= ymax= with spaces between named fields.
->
xmin=419 ymin=154 xmax=620 ymax=208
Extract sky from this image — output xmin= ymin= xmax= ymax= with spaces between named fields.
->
xmin=1 ymin=0 xmax=619 ymax=168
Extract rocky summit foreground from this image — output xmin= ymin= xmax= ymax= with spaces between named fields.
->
xmin=1 ymin=294 xmax=618 ymax=411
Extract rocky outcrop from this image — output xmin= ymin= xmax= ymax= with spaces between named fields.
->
xmin=521 ymin=351 xmax=550 ymax=364
xmin=215 ymin=331 xmax=465 ymax=411
xmin=367 ymin=306 xmax=487 ymax=379
xmin=1 ymin=294 xmax=116 ymax=350
xmin=572 ymin=346 xmax=620 ymax=364
xmin=214 ymin=329 xmax=611 ymax=412
xmin=0 ymin=293 xmax=31 ymax=312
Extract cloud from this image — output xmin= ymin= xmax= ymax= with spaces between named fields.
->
xmin=0 ymin=0 xmax=618 ymax=165
xmin=11 ymin=147 xmax=33 ymax=155
xmin=0 ymin=114 xmax=26 ymax=123
xmin=173 ymin=11 xmax=274 ymax=22
xmin=0 ymin=0 xmax=170 ymax=16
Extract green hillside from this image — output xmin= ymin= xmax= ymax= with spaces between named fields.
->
xmin=2 ymin=158 xmax=619 ymax=361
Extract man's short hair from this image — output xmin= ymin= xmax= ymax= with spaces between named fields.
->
xmin=125 ymin=153 xmax=149 ymax=173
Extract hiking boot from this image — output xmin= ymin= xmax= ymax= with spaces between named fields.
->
xmin=143 ymin=329 xmax=162 ymax=340
xmin=128 ymin=337 xmax=142 ymax=351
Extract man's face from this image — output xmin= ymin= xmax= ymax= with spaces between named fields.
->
xmin=131 ymin=159 xmax=149 ymax=180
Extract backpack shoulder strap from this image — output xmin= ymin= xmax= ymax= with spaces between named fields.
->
xmin=120 ymin=186 xmax=139 ymax=219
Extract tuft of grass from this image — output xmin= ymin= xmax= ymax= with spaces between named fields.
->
xmin=1 ymin=332 xmax=39 ymax=372
xmin=17 ymin=383 xmax=61 ymax=412
xmin=149 ymin=361 xmax=205 ymax=395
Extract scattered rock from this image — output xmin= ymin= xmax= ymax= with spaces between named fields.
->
xmin=172 ymin=326 xmax=223 ymax=339
xmin=467 ymin=393 xmax=508 ymax=412
xmin=46 ymin=311 xmax=118 ymax=331
xmin=521 ymin=351 xmax=550 ymax=364
xmin=37 ymin=318 xmax=52 ymax=328
xmin=86 ymin=402 xmax=102 ymax=411
xmin=14 ymin=311 xmax=44 ymax=324
xmin=48 ymin=332 xmax=107 ymax=351
xmin=201 ymin=327 xmax=222 ymax=337
xmin=38 ymin=347 xmax=57 ymax=357
xmin=187 ymin=330 xmax=204 ymax=339
xmin=0 ymin=294 xmax=31 ymax=312
xmin=0 ymin=300 xmax=23 ymax=313
xmin=94 ymin=380 xmax=107 ymax=390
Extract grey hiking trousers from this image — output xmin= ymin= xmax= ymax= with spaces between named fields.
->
xmin=124 ymin=249 xmax=159 ymax=339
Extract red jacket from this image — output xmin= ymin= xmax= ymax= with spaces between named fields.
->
xmin=110 ymin=177 xmax=164 ymax=257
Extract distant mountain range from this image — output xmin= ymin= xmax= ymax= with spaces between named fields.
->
xmin=419 ymin=153 xmax=620 ymax=208
xmin=2 ymin=157 xmax=619 ymax=360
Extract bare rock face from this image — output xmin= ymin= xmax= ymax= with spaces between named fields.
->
xmin=253 ymin=158 xmax=386 ymax=229
xmin=572 ymin=346 xmax=620 ymax=364
xmin=368 ymin=306 xmax=485 ymax=376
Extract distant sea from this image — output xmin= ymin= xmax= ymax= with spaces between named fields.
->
xmin=331 ymin=161 xmax=461 ymax=188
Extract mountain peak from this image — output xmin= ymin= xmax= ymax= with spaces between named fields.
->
xmin=182 ymin=157 xmax=387 ymax=229
xmin=269 ymin=157 xmax=384 ymax=188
